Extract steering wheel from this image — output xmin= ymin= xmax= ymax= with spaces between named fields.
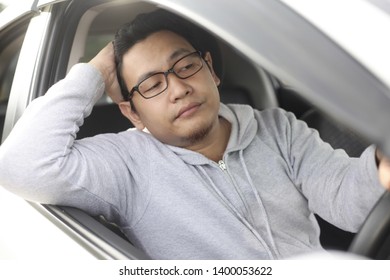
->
xmin=348 ymin=191 xmax=390 ymax=259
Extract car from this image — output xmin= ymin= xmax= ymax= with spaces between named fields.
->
xmin=0 ymin=0 xmax=389 ymax=260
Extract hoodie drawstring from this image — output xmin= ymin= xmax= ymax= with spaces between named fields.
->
xmin=198 ymin=164 xmax=276 ymax=259
xmin=239 ymin=150 xmax=281 ymax=258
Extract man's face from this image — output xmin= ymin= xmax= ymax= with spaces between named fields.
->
xmin=119 ymin=30 xmax=221 ymax=148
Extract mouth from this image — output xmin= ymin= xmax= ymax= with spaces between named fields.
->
xmin=175 ymin=102 xmax=202 ymax=120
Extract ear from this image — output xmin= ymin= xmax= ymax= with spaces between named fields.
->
xmin=118 ymin=101 xmax=145 ymax=130
xmin=203 ymin=52 xmax=221 ymax=86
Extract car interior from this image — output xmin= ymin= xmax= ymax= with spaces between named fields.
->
xmin=0 ymin=0 xmax=373 ymax=259
xmin=0 ymin=16 xmax=30 ymax=144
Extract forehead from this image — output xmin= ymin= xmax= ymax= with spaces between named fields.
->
xmin=121 ymin=31 xmax=195 ymax=83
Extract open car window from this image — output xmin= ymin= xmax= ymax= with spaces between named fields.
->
xmin=57 ymin=0 xmax=355 ymax=257
xmin=54 ymin=1 xmax=280 ymax=258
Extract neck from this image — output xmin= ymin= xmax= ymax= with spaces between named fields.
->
xmin=187 ymin=117 xmax=231 ymax=162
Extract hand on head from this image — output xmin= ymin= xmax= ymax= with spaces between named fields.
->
xmin=377 ymin=150 xmax=390 ymax=190
xmin=89 ymin=42 xmax=123 ymax=104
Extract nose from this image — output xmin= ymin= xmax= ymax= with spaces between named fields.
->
xmin=167 ymin=73 xmax=192 ymax=103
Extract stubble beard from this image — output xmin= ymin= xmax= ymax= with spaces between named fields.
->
xmin=185 ymin=122 xmax=213 ymax=146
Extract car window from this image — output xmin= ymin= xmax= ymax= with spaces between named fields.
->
xmin=0 ymin=22 xmax=28 ymax=144
xmin=0 ymin=3 xmax=5 ymax=12
xmin=83 ymin=34 xmax=113 ymax=62
xmin=75 ymin=32 xmax=132 ymax=139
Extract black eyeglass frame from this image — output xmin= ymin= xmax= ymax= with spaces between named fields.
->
xmin=127 ymin=50 xmax=204 ymax=100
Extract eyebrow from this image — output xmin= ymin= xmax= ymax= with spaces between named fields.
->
xmin=168 ymin=48 xmax=192 ymax=61
xmin=135 ymin=48 xmax=193 ymax=85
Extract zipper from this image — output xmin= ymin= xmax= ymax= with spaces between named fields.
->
xmin=218 ymin=160 xmax=227 ymax=171
xmin=213 ymin=158 xmax=276 ymax=259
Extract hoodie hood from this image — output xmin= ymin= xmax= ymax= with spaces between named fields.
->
xmin=221 ymin=103 xmax=258 ymax=152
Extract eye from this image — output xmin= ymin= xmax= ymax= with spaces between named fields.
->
xmin=139 ymin=74 xmax=166 ymax=95
xmin=177 ymin=63 xmax=193 ymax=73
xmin=144 ymin=81 xmax=163 ymax=93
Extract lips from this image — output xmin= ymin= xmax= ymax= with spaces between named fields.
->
xmin=176 ymin=102 xmax=201 ymax=119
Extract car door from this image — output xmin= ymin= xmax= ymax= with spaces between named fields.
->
xmin=0 ymin=0 xmax=118 ymax=259
xmin=0 ymin=1 xmax=96 ymax=259
xmin=1 ymin=0 xmax=150 ymax=260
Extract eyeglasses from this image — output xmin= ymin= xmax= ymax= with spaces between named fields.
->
xmin=128 ymin=50 xmax=204 ymax=100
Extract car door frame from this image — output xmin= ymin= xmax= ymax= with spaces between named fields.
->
xmin=1 ymin=0 xmax=149 ymax=259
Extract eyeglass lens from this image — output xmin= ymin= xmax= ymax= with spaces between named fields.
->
xmin=137 ymin=52 xmax=202 ymax=99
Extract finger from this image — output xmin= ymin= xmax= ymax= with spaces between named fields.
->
xmin=107 ymin=79 xmax=123 ymax=104
xmin=379 ymin=158 xmax=390 ymax=190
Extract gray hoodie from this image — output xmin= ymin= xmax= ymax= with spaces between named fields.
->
xmin=0 ymin=64 xmax=384 ymax=259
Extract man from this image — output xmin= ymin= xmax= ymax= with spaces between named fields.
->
xmin=0 ymin=9 xmax=389 ymax=259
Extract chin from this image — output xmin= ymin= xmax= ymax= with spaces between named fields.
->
xmin=180 ymin=117 xmax=216 ymax=146
xmin=186 ymin=125 xmax=212 ymax=145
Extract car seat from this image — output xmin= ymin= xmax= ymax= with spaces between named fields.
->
xmin=0 ymin=102 xmax=5 ymax=142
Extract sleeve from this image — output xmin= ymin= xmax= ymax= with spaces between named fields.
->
xmin=0 ymin=64 xmax=144 ymax=226
xmin=272 ymin=109 xmax=385 ymax=232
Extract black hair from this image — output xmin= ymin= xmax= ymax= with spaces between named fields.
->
xmin=113 ymin=9 xmax=222 ymax=108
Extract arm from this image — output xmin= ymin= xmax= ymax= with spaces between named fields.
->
xmin=281 ymin=110 xmax=385 ymax=232
xmin=89 ymin=42 xmax=123 ymax=104
xmin=0 ymin=43 xmax=138 ymax=223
